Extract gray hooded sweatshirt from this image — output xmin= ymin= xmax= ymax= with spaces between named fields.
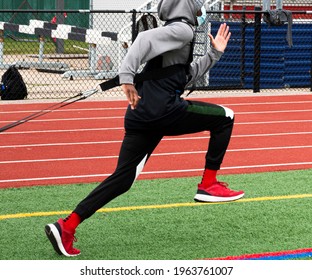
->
xmin=119 ymin=0 xmax=223 ymax=129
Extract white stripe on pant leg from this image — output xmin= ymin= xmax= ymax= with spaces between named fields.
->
xmin=135 ymin=154 xmax=148 ymax=180
xmin=221 ymin=105 xmax=234 ymax=119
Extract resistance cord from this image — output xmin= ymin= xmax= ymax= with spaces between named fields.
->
xmin=0 ymin=88 xmax=98 ymax=133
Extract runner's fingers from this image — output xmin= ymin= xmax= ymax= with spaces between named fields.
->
xmin=127 ymin=89 xmax=141 ymax=110
xmin=226 ymin=31 xmax=231 ymax=42
xmin=217 ymin=23 xmax=226 ymax=37
xmin=222 ymin=25 xmax=229 ymax=38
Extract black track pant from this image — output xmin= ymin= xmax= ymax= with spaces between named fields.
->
xmin=74 ymin=100 xmax=234 ymax=221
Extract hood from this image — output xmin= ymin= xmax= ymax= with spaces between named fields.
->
xmin=157 ymin=0 xmax=204 ymax=26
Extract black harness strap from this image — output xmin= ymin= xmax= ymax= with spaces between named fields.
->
xmin=99 ymin=63 xmax=188 ymax=92
xmin=99 ymin=75 xmax=120 ymax=91
xmin=134 ymin=64 xmax=188 ymax=83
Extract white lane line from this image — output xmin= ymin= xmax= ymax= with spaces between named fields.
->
xmin=236 ymin=109 xmax=312 ymax=115
xmin=0 ymin=140 xmax=123 ymax=148
xmin=1 ymin=145 xmax=312 ymax=164
xmin=1 ymin=109 xmax=312 ymax=123
xmin=0 ymin=116 xmax=124 ymax=123
xmin=1 ymin=131 xmax=312 ymax=149
xmin=0 ymin=131 xmax=312 ymax=149
xmin=0 ymin=107 xmax=126 ymax=114
xmin=1 ymin=119 xmax=312 ymax=135
xmin=1 ymin=162 xmax=312 ymax=184
xmin=1 ymin=99 xmax=312 ymax=114
xmin=0 ymin=127 xmax=124 ymax=134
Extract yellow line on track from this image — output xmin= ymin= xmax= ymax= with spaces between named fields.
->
xmin=1 ymin=193 xmax=312 ymax=221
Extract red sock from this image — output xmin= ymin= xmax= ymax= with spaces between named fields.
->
xmin=63 ymin=212 xmax=81 ymax=231
xmin=200 ymin=169 xmax=218 ymax=187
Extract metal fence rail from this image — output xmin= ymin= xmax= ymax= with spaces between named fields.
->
xmin=0 ymin=8 xmax=311 ymax=99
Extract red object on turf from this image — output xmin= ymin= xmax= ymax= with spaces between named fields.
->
xmin=45 ymin=218 xmax=80 ymax=257
xmin=194 ymin=181 xmax=245 ymax=202
xmin=63 ymin=212 xmax=81 ymax=231
xmin=200 ymin=169 xmax=217 ymax=186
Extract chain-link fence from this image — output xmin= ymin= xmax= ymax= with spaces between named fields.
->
xmin=0 ymin=7 xmax=311 ymax=100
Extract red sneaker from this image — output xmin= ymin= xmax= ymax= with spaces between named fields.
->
xmin=194 ymin=181 xmax=245 ymax=202
xmin=45 ymin=218 xmax=80 ymax=257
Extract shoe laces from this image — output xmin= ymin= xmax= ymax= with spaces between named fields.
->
xmin=63 ymin=230 xmax=79 ymax=254
xmin=214 ymin=181 xmax=229 ymax=189
xmin=63 ymin=228 xmax=78 ymax=244
xmin=63 ymin=214 xmax=71 ymax=222
xmin=72 ymin=235 xmax=78 ymax=243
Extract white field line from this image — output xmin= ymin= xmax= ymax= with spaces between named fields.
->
xmin=1 ymin=119 xmax=312 ymax=135
xmin=1 ymin=99 xmax=312 ymax=114
xmin=1 ymin=109 xmax=312 ymax=123
xmin=1 ymin=145 xmax=312 ymax=164
xmin=1 ymin=162 xmax=312 ymax=184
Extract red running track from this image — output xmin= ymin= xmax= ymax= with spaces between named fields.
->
xmin=0 ymin=94 xmax=312 ymax=188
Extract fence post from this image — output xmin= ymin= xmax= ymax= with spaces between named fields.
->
xmin=310 ymin=42 xmax=312 ymax=91
xmin=131 ymin=10 xmax=137 ymax=43
xmin=56 ymin=0 xmax=65 ymax=54
xmin=0 ymin=30 xmax=4 ymax=68
xmin=240 ymin=6 xmax=246 ymax=88
xmin=254 ymin=6 xmax=262 ymax=93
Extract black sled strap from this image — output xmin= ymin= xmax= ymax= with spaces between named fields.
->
xmin=99 ymin=75 xmax=120 ymax=91
xmin=99 ymin=64 xmax=187 ymax=91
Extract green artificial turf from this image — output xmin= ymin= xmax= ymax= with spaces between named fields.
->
xmin=0 ymin=169 xmax=311 ymax=260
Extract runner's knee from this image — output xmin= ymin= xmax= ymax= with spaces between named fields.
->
xmin=222 ymin=106 xmax=234 ymax=120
